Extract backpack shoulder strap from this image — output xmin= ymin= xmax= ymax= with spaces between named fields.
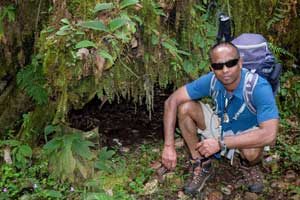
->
xmin=210 ymin=74 xmax=218 ymax=97
xmin=243 ymin=71 xmax=259 ymax=114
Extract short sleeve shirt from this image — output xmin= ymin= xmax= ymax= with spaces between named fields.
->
xmin=185 ymin=69 xmax=279 ymax=133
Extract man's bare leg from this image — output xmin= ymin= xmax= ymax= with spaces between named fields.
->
xmin=178 ymin=101 xmax=206 ymax=159
xmin=178 ymin=101 xmax=213 ymax=194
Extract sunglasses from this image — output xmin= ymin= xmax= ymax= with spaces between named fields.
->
xmin=211 ymin=58 xmax=239 ymax=70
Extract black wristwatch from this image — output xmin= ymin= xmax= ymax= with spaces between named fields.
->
xmin=218 ymin=137 xmax=227 ymax=152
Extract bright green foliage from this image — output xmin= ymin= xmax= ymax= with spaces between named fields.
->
xmin=17 ymin=55 xmax=48 ymax=105
xmin=43 ymin=128 xmax=95 ymax=182
xmin=0 ymin=140 xmax=32 ymax=169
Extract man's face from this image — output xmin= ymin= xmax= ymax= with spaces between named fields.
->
xmin=210 ymin=46 xmax=242 ymax=88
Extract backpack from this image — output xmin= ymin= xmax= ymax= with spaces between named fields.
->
xmin=210 ymin=33 xmax=282 ymax=114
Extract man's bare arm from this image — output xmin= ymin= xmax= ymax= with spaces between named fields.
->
xmin=163 ymin=86 xmax=191 ymax=146
xmin=224 ymin=118 xmax=279 ymax=149
xmin=162 ymin=86 xmax=191 ymax=170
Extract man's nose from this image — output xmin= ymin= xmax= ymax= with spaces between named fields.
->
xmin=222 ymin=65 xmax=229 ymax=73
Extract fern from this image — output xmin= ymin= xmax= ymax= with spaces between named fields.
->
xmin=268 ymin=42 xmax=297 ymax=61
xmin=267 ymin=0 xmax=290 ymax=29
xmin=17 ymin=55 xmax=48 ymax=105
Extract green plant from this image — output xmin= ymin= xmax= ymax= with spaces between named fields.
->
xmin=94 ymin=147 xmax=116 ymax=174
xmin=0 ymin=140 xmax=32 ymax=169
xmin=43 ymin=126 xmax=95 ymax=182
xmin=17 ymin=54 xmax=48 ymax=105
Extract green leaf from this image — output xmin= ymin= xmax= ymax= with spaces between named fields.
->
xmin=43 ymin=138 xmax=62 ymax=153
xmin=109 ymin=17 xmax=128 ymax=32
xmin=161 ymin=41 xmax=177 ymax=52
xmin=98 ymin=50 xmax=114 ymax=65
xmin=61 ymin=18 xmax=70 ymax=25
xmin=183 ymin=60 xmax=194 ymax=73
xmin=151 ymin=34 xmax=159 ymax=45
xmin=45 ymin=190 xmax=63 ymax=198
xmin=44 ymin=125 xmax=60 ymax=136
xmin=72 ymin=139 xmax=94 ymax=160
xmin=19 ymin=145 xmax=32 ymax=157
xmin=120 ymin=0 xmax=139 ymax=9
xmin=94 ymin=3 xmax=114 ymax=13
xmin=177 ymin=49 xmax=190 ymax=56
xmin=75 ymin=40 xmax=96 ymax=49
xmin=99 ymin=147 xmax=115 ymax=161
xmin=79 ymin=20 xmax=108 ymax=32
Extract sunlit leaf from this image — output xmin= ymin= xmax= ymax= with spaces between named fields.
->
xmin=55 ymin=30 xmax=68 ymax=36
xmin=75 ymin=40 xmax=96 ymax=49
xmin=94 ymin=3 xmax=114 ymax=13
xmin=61 ymin=18 xmax=70 ymax=25
xmin=120 ymin=0 xmax=139 ymax=9
xmin=79 ymin=20 xmax=108 ymax=32
xmin=109 ymin=17 xmax=128 ymax=32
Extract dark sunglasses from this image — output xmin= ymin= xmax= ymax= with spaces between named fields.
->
xmin=211 ymin=58 xmax=239 ymax=70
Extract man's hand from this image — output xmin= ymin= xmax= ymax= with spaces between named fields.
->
xmin=195 ymin=138 xmax=220 ymax=157
xmin=161 ymin=145 xmax=177 ymax=170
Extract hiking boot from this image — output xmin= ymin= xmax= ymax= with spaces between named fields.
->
xmin=184 ymin=158 xmax=213 ymax=195
xmin=240 ymin=162 xmax=264 ymax=193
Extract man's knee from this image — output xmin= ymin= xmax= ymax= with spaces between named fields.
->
xmin=178 ymin=101 xmax=195 ymax=119
xmin=240 ymin=148 xmax=263 ymax=165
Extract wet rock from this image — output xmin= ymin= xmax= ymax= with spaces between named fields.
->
xmin=207 ymin=190 xmax=223 ymax=200
xmin=244 ymin=192 xmax=258 ymax=200
xmin=221 ymin=185 xmax=233 ymax=195
xmin=143 ymin=179 xmax=158 ymax=195
xmin=284 ymin=169 xmax=297 ymax=182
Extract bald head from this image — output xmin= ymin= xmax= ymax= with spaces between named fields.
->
xmin=209 ymin=42 xmax=240 ymax=63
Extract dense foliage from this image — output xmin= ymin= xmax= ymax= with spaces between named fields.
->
xmin=0 ymin=0 xmax=299 ymax=199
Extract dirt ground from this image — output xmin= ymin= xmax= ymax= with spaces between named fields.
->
xmin=68 ymin=88 xmax=300 ymax=200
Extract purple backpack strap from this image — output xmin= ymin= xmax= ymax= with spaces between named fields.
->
xmin=243 ymin=71 xmax=259 ymax=114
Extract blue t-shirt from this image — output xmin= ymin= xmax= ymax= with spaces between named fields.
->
xmin=186 ymin=69 xmax=279 ymax=133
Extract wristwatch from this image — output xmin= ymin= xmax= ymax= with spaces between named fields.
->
xmin=218 ymin=137 xmax=227 ymax=153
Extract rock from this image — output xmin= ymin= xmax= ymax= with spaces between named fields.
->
xmin=207 ymin=190 xmax=223 ymax=200
xmin=270 ymin=180 xmax=289 ymax=189
xmin=143 ymin=179 xmax=158 ymax=195
xmin=120 ymin=146 xmax=130 ymax=153
xmin=284 ymin=169 xmax=297 ymax=182
xmin=152 ymin=148 xmax=160 ymax=153
xmin=175 ymin=138 xmax=185 ymax=148
xmin=177 ymin=190 xmax=189 ymax=200
xmin=244 ymin=192 xmax=258 ymax=200
xmin=150 ymin=161 xmax=162 ymax=170
xmin=105 ymin=189 xmax=113 ymax=196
